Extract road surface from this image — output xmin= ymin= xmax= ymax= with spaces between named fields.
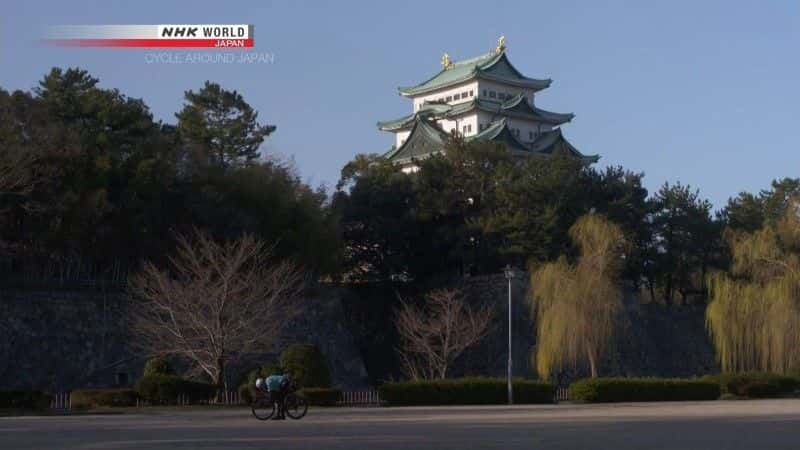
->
xmin=2 ymin=399 xmax=799 ymax=449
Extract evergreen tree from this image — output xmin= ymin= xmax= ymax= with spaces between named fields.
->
xmin=650 ymin=183 xmax=720 ymax=304
xmin=176 ymin=81 xmax=275 ymax=169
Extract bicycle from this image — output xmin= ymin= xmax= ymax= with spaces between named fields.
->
xmin=251 ymin=389 xmax=308 ymax=421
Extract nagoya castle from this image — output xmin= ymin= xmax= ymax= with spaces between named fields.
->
xmin=379 ymin=37 xmax=598 ymax=170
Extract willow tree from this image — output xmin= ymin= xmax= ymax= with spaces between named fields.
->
xmin=530 ymin=214 xmax=625 ymax=379
xmin=706 ymin=203 xmax=800 ymax=373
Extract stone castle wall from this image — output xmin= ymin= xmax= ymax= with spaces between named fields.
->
xmin=0 ymin=285 xmax=369 ymax=391
xmin=449 ymin=274 xmax=719 ymax=380
xmin=339 ymin=274 xmax=718 ymax=383
xmin=0 ymin=276 xmax=718 ymax=391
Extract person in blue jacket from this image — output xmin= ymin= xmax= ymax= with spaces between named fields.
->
xmin=260 ymin=373 xmax=291 ymax=420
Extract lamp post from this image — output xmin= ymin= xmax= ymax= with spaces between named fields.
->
xmin=504 ymin=264 xmax=515 ymax=405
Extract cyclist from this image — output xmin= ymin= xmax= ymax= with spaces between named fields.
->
xmin=261 ymin=373 xmax=291 ymax=420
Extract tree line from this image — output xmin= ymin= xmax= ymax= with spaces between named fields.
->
xmin=3 ymin=68 xmax=799 ymax=385
xmin=4 ymin=67 xmax=797 ymax=299
xmin=334 ymin=138 xmax=800 ymax=305
xmin=0 ymin=68 xmax=339 ymax=281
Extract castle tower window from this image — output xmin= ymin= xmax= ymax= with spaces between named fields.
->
xmin=489 ymin=91 xmax=496 ymax=98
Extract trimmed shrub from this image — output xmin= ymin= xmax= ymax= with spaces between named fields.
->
xmin=143 ymin=357 xmax=174 ymax=377
xmin=135 ymin=375 xmax=216 ymax=404
xmin=280 ymin=344 xmax=332 ymax=388
xmin=704 ymin=372 xmax=799 ymax=398
xmin=379 ymin=378 xmax=554 ymax=406
xmin=298 ymin=388 xmax=342 ymax=406
xmin=70 ymin=389 xmax=138 ymax=409
xmin=0 ymin=390 xmax=50 ymax=410
xmin=569 ymin=378 xmax=720 ymax=403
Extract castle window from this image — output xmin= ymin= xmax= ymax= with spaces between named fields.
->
xmin=489 ymin=91 xmax=496 ymax=98
xmin=454 ymin=93 xmax=460 ymax=100
xmin=482 ymin=89 xmax=487 ymax=97
xmin=467 ymin=124 xmax=472 ymax=132
xmin=446 ymin=96 xmax=452 ymax=102
xmin=469 ymin=90 xmax=474 ymax=97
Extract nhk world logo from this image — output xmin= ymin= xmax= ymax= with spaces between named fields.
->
xmin=45 ymin=25 xmax=254 ymax=48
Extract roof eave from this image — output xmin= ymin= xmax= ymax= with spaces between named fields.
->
xmin=476 ymin=73 xmax=552 ymax=91
xmin=398 ymin=73 xmax=477 ymax=97
xmin=377 ymin=117 xmax=415 ymax=131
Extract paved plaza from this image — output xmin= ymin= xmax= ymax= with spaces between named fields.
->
xmin=2 ymin=399 xmax=799 ymax=449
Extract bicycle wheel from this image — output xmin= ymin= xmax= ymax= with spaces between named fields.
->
xmin=284 ymin=393 xmax=308 ymax=420
xmin=251 ymin=398 xmax=276 ymax=420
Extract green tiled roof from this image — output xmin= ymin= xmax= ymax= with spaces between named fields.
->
xmin=377 ymin=113 xmax=415 ymax=131
xmin=383 ymin=117 xmax=598 ymax=164
xmin=378 ymin=95 xmax=572 ymax=132
xmin=469 ymin=118 xmax=530 ymax=152
xmin=531 ymin=128 xmax=599 ymax=163
xmin=398 ymin=50 xmax=551 ymax=96
xmin=498 ymin=94 xmax=574 ymax=124
xmin=382 ymin=116 xmax=450 ymax=164
xmin=377 ymin=102 xmax=452 ymax=131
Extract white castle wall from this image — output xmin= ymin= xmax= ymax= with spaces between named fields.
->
xmin=410 ymin=81 xmax=479 ymax=111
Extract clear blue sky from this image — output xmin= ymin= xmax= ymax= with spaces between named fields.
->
xmin=3 ymin=1 xmax=799 ymax=208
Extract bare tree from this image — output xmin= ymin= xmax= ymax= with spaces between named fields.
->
xmin=129 ymin=229 xmax=305 ymax=391
xmin=395 ymin=289 xmax=493 ymax=380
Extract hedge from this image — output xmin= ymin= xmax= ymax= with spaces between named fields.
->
xmin=70 ymin=389 xmax=138 ymax=409
xmin=135 ymin=375 xmax=216 ymax=404
xmin=0 ymin=390 xmax=50 ymax=410
xmin=380 ymin=378 xmax=554 ymax=406
xmin=704 ymin=372 xmax=799 ymax=398
xmin=297 ymin=388 xmax=341 ymax=406
xmin=569 ymin=378 xmax=720 ymax=403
